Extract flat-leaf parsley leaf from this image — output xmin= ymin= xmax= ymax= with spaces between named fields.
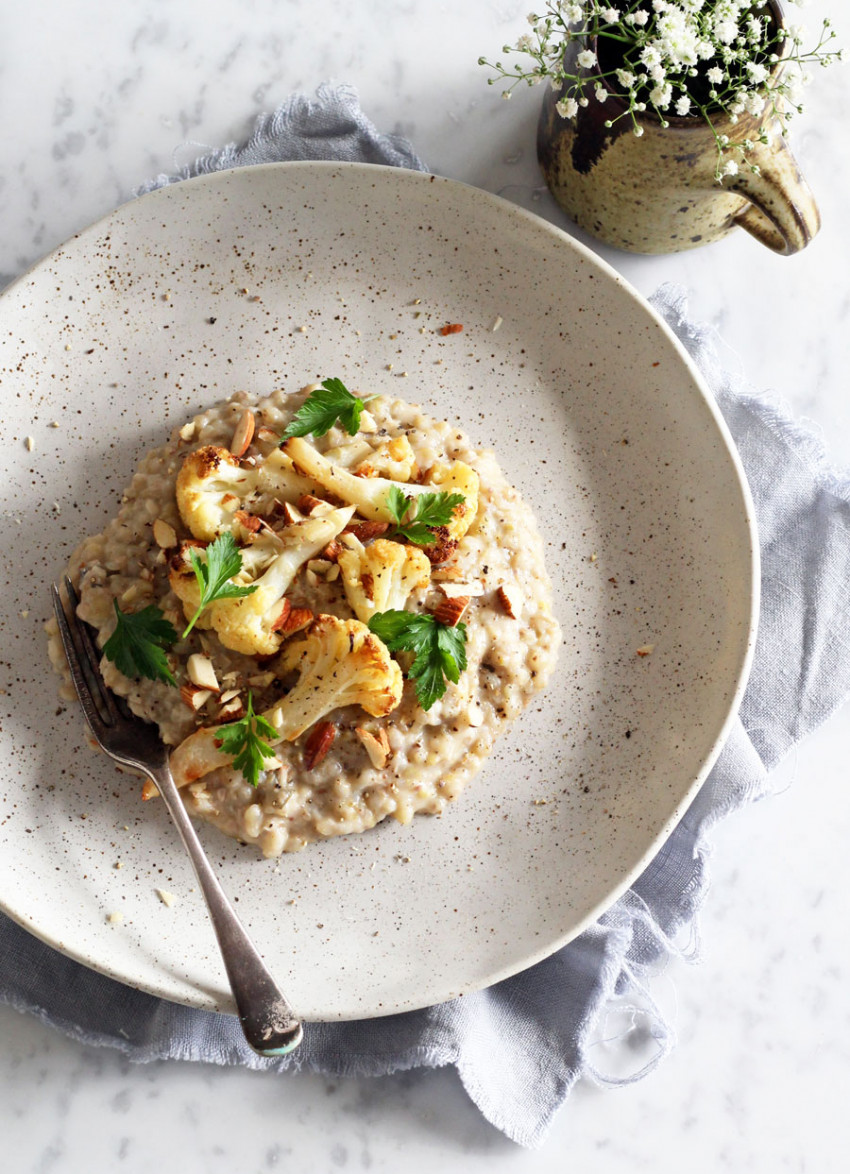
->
xmin=368 ymin=610 xmax=467 ymax=710
xmin=385 ymin=487 xmax=466 ymax=546
xmin=103 ymin=602 xmax=178 ymax=686
xmin=281 ymin=377 xmax=375 ymax=440
xmin=214 ymin=692 xmax=279 ymax=788
xmin=183 ymin=531 xmax=258 ymax=638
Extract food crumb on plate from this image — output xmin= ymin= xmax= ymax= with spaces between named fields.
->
xmin=156 ymin=888 xmax=176 ymax=908
xmin=106 ymin=911 xmax=123 ymax=925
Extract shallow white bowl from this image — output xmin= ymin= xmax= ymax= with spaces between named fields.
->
xmin=0 ymin=163 xmax=757 ymax=1020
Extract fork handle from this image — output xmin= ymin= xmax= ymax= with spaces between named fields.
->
xmin=149 ymin=762 xmax=303 ymax=1056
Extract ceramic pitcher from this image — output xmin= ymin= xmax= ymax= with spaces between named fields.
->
xmin=537 ymin=9 xmax=820 ymax=256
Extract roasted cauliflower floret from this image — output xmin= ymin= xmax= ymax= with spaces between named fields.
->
xmin=282 ymin=436 xmax=479 ymax=541
xmin=338 ymin=537 xmax=431 ymax=623
xmin=168 ymin=507 xmax=354 ymax=655
xmin=354 ymin=435 xmax=418 ymax=482
xmin=176 ymin=445 xmax=318 ymax=540
xmin=169 ymin=615 xmax=403 ymax=787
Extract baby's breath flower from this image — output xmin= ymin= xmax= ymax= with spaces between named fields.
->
xmin=480 ymin=0 xmax=841 ymax=183
xmin=556 ymin=95 xmax=579 ymax=119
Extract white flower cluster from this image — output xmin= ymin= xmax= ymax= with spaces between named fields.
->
xmin=481 ymin=0 xmax=841 ymax=181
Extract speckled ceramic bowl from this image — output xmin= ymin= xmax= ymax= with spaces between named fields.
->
xmin=0 ymin=162 xmax=758 ymax=1020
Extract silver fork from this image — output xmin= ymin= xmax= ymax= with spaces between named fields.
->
xmin=51 ymin=576 xmax=303 ymax=1057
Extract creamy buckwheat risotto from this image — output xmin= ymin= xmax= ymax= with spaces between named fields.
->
xmin=48 ymin=383 xmax=560 ymax=857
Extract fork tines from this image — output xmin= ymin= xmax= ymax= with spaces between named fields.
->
xmin=52 ymin=578 xmax=118 ymax=735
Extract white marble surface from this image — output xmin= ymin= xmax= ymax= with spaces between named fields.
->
xmin=2 ymin=0 xmax=849 ymax=1168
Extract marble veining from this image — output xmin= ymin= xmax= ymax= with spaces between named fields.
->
xmin=0 ymin=0 xmax=848 ymax=1169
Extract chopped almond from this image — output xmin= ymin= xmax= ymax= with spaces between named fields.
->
xmin=323 ymin=539 xmax=343 ymax=562
xmin=230 ymin=409 xmax=255 ymax=458
xmin=234 ymin=509 xmax=262 ymax=533
xmin=344 ymin=520 xmax=390 ymax=543
xmin=180 ymin=683 xmax=213 ymax=711
xmin=303 ymin=721 xmax=336 ymax=770
xmin=307 ymin=558 xmax=334 ymax=577
xmin=432 ymin=595 xmax=470 ymax=627
xmin=142 ymin=779 xmax=159 ymax=801
xmin=496 ymin=584 xmax=523 ymax=619
xmin=297 ymin=493 xmax=335 ymax=516
xmin=636 ymin=644 xmax=655 ymax=657
xmin=217 ymin=696 xmax=245 ymax=721
xmin=219 ymin=688 xmax=241 ymax=704
xmin=439 ymin=323 xmax=463 ymax=336
xmin=276 ymin=500 xmax=304 ymax=525
xmin=247 ymin=671 xmax=276 ymax=688
xmin=153 ymin=518 xmax=177 ymax=549
xmin=178 ymin=421 xmax=196 ymax=441
xmin=279 ymin=606 xmax=313 ymax=635
xmin=356 ymin=726 xmax=391 ymax=769
xmin=271 ymin=599 xmax=292 ymax=632
xmin=467 ymin=702 xmax=486 ymax=728
xmin=256 ymin=426 xmax=281 ymax=444
xmin=439 ymin=579 xmax=485 ymax=599
xmin=187 ymin=653 xmax=220 ymax=692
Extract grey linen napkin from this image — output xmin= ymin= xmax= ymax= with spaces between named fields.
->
xmin=2 ymin=82 xmax=850 ymax=1149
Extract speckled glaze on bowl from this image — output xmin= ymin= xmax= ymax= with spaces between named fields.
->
xmin=0 ymin=163 xmax=758 ymax=1021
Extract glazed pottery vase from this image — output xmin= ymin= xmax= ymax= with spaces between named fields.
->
xmin=537 ymin=2 xmax=820 ymax=255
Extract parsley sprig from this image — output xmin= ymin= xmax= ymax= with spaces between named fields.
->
xmin=183 ymin=532 xmax=258 ymax=639
xmin=214 ymin=692 xmax=279 ymax=788
xmin=385 ymin=485 xmax=465 ymax=546
xmin=103 ymin=602 xmax=178 ymax=686
xmin=281 ymin=377 xmax=375 ymax=440
xmin=368 ymin=610 xmax=468 ymax=710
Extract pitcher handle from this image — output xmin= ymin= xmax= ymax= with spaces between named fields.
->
xmin=729 ymin=134 xmax=821 ymax=255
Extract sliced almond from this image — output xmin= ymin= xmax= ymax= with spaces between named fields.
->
xmin=356 ymin=726 xmax=390 ymax=769
xmin=153 ymin=518 xmax=177 ymax=549
xmin=187 ymin=653 xmax=220 ymax=692
xmin=256 ymin=426 xmax=281 ymax=444
xmin=496 ymin=584 xmax=523 ymax=619
xmin=247 ymin=671 xmax=276 ymax=688
xmin=230 ymin=409 xmax=255 ymax=458
xmin=432 ymin=595 xmax=470 ymax=627
xmin=219 ymin=688 xmax=241 ymax=704
xmin=180 ymin=684 xmax=213 ymax=711
xmin=303 ymin=721 xmax=336 ymax=770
